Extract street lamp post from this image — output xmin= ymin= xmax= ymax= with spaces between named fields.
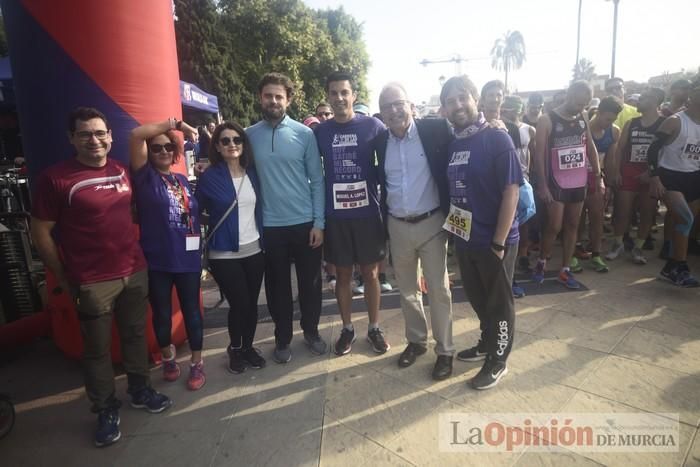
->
xmin=610 ymin=0 xmax=620 ymax=78
xmin=576 ymin=0 xmax=582 ymax=70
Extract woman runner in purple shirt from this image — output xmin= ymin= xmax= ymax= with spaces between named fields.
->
xmin=130 ymin=118 xmax=205 ymax=391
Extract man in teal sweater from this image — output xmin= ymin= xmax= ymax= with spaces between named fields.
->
xmin=246 ymin=72 xmax=326 ymax=363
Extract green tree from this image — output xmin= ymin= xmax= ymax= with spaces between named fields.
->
xmin=572 ymin=58 xmax=596 ymax=82
xmin=174 ymin=0 xmax=370 ymax=126
xmin=174 ymin=0 xmax=253 ymax=124
xmin=313 ymin=7 xmax=370 ymax=104
xmin=490 ymin=30 xmax=526 ymax=92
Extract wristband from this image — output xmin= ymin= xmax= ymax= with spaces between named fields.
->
xmin=491 ymin=242 xmax=505 ymax=252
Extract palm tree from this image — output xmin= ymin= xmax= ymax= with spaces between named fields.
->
xmin=572 ymin=58 xmax=596 ymax=82
xmin=490 ymin=30 xmax=526 ymax=92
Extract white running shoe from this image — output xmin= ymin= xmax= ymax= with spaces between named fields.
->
xmin=631 ymin=247 xmax=647 ymax=265
xmin=605 ymin=241 xmax=625 ymax=260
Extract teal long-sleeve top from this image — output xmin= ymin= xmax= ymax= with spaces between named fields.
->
xmin=246 ymin=115 xmax=325 ymax=229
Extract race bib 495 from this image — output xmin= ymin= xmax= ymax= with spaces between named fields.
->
xmin=443 ymin=204 xmax=472 ymax=242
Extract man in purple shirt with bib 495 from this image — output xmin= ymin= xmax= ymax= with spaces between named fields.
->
xmin=441 ymin=76 xmax=523 ymax=390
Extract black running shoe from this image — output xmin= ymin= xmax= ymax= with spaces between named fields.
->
xmin=367 ymin=328 xmax=390 ymax=354
xmin=227 ymin=347 xmax=247 ymax=373
xmin=470 ymin=358 xmax=508 ymax=390
xmin=129 ymin=387 xmax=172 ymax=413
xmin=95 ymin=409 xmax=121 ymax=447
xmin=241 ymin=347 xmax=266 ymax=369
xmin=334 ymin=327 xmax=356 ymax=356
xmin=456 ymin=341 xmax=487 ymax=362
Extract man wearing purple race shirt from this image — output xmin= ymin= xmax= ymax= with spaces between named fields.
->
xmin=315 ymin=71 xmax=389 ymax=356
xmin=440 ymin=76 xmax=522 ymax=390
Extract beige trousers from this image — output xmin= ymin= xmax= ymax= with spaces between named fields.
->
xmin=388 ymin=212 xmax=454 ymax=355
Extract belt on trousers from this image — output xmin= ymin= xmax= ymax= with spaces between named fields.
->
xmin=391 ymin=207 xmax=440 ymax=223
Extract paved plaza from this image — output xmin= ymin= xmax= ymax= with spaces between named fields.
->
xmin=2 ymin=240 xmax=700 ymax=466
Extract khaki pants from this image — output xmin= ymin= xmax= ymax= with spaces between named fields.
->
xmin=388 ymin=212 xmax=454 ymax=356
xmin=75 ymin=269 xmax=150 ymax=412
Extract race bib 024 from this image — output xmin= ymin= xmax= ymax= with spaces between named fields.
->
xmin=557 ymin=145 xmax=586 ymax=170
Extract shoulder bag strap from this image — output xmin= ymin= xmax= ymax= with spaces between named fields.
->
xmin=204 ymin=173 xmax=247 ymax=244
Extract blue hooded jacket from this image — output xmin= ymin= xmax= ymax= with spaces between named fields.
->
xmin=195 ymin=163 xmax=264 ymax=251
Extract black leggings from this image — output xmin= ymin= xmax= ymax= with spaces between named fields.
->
xmin=209 ymin=253 xmax=265 ymax=349
xmin=149 ymin=270 xmax=203 ymax=351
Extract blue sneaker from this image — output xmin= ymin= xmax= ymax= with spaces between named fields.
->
xmin=129 ymin=387 xmax=172 ymax=414
xmin=95 ymin=409 xmax=120 ymax=447
xmin=512 ymin=281 xmax=526 ymax=298
xmin=659 ymin=264 xmax=700 ymax=288
xmin=557 ymin=269 xmax=581 ymax=289
xmin=674 ymin=269 xmax=700 ymax=288
xmin=532 ymin=261 xmax=545 ymax=284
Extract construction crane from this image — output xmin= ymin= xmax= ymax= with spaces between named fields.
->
xmin=419 ymin=54 xmax=492 ymax=75
xmin=419 ymin=55 xmax=466 ymax=74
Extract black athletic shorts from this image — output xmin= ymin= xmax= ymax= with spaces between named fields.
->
xmin=548 ymin=179 xmax=587 ymax=204
xmin=658 ymin=167 xmax=700 ymax=203
xmin=324 ymin=216 xmax=386 ymax=267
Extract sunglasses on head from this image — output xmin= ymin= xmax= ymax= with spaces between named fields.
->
xmin=220 ymin=136 xmax=244 ymax=146
xmin=150 ymin=142 xmax=176 ymax=153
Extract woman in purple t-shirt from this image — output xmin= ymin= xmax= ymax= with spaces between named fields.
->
xmin=129 ymin=118 xmax=205 ymax=391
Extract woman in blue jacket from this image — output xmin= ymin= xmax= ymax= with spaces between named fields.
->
xmin=195 ymin=121 xmax=266 ymax=373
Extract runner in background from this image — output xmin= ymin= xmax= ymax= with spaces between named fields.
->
xmin=607 ymin=88 xmax=666 ymax=265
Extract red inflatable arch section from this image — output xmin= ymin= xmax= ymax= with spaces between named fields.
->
xmin=1 ymin=0 xmax=199 ymax=361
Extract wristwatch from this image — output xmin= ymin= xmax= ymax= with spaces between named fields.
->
xmin=491 ymin=242 xmax=505 ymax=252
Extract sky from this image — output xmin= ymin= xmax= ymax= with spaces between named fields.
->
xmin=303 ymin=0 xmax=698 ymax=111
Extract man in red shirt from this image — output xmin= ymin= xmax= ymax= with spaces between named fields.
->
xmin=31 ymin=107 xmax=172 ymax=447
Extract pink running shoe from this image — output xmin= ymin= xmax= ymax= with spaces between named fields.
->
xmin=187 ymin=361 xmax=206 ymax=391
xmin=162 ymin=345 xmax=180 ymax=382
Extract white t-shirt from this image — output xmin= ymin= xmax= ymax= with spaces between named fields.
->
xmin=208 ymin=175 xmax=260 ymax=259
xmin=517 ymin=123 xmax=532 ymax=179
xmin=659 ymin=111 xmax=700 ymax=172
xmin=234 ymin=175 xmax=259 ymax=245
